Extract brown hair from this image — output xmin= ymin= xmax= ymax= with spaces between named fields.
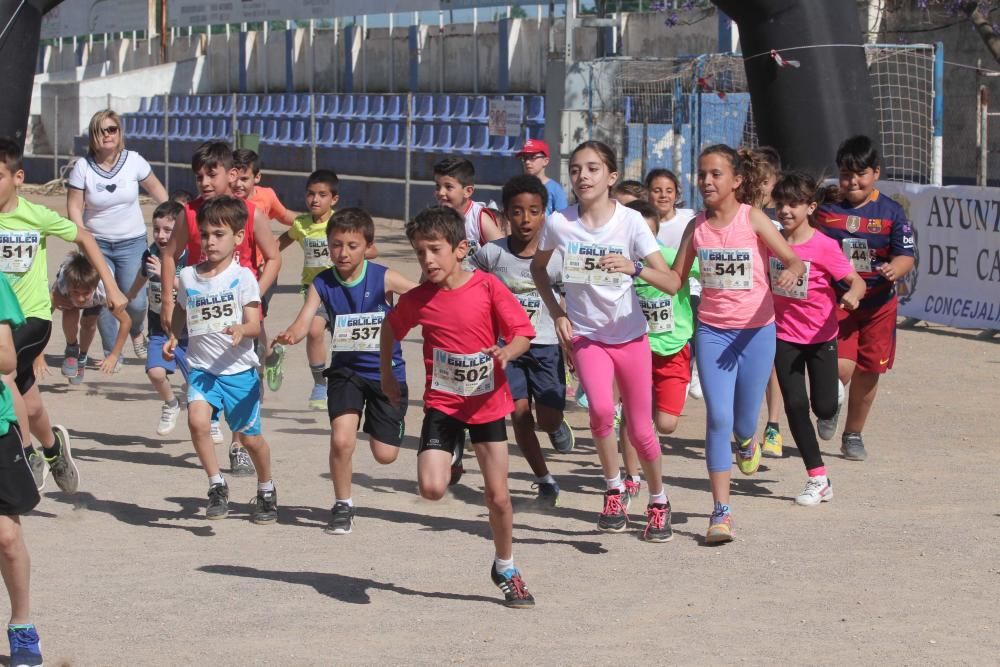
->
xmin=329 ymin=208 xmax=375 ymax=245
xmin=87 ymin=110 xmax=124 ymax=158
xmin=61 ymin=252 xmax=100 ymax=291
xmin=405 ymin=206 xmax=465 ymax=249
xmin=196 ymin=195 xmax=247 ymax=233
xmin=570 ymin=140 xmax=617 ymax=174
xmin=736 ymin=147 xmax=782 ymax=208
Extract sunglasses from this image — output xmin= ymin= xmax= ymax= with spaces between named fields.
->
xmin=520 ymin=153 xmax=546 ymax=162
xmin=99 ymin=126 xmax=120 ymax=136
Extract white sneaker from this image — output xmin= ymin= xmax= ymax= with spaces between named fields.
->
xmin=688 ymin=367 xmax=703 ymax=400
xmin=795 ymin=476 xmax=833 ymax=506
xmin=210 ymin=420 xmax=224 ymax=444
xmin=817 ymin=380 xmax=844 ymax=441
xmin=156 ymin=401 xmax=181 ymax=435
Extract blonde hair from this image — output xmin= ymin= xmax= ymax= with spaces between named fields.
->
xmin=736 ymin=147 xmax=781 ymax=209
xmin=87 ymin=109 xmax=124 ymax=158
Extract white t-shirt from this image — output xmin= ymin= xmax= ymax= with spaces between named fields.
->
xmin=178 ymin=260 xmax=261 ymax=375
xmin=655 ymin=208 xmax=701 ymax=297
xmin=67 ymin=150 xmax=152 ymax=241
xmin=538 ymin=202 xmax=660 ymax=344
xmin=54 ymin=254 xmax=109 ymax=309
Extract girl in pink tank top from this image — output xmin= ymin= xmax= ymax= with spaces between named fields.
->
xmin=666 ymin=144 xmax=805 ymax=544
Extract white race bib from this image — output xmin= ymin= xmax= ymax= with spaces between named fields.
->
xmin=563 ymin=242 xmax=624 ymax=287
xmin=0 ymin=231 xmax=40 ymax=273
xmin=148 ymin=281 xmax=163 ymax=314
xmin=516 ymin=291 xmax=541 ymax=327
xmin=431 ymin=349 xmax=494 ymax=396
xmin=699 ymin=247 xmax=753 ymax=290
xmin=186 ymin=289 xmax=240 ymax=336
xmin=842 ymin=238 xmax=871 ymax=273
xmin=303 ymin=237 xmax=331 ymax=269
xmin=769 ymin=258 xmax=810 ymax=300
xmin=639 ymin=296 xmax=674 ymax=333
xmin=331 ymin=311 xmax=384 ymax=352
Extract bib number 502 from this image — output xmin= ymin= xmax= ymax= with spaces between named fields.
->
xmin=454 ymin=367 xmax=488 ymax=383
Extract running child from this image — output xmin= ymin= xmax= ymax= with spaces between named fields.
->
xmin=769 ymin=172 xmax=866 ymax=505
xmin=667 ymin=144 xmax=805 ymax=544
xmin=515 ymin=139 xmax=568 ymax=215
xmin=0 ymin=137 xmax=122 ymax=494
xmin=276 ymin=169 xmax=339 ymax=409
xmin=231 ymin=149 xmax=298 ymax=226
xmin=164 ymin=196 xmax=277 ymax=523
xmin=0 ymin=272 xmax=44 ymax=667
xmin=274 ymin=208 xmax=415 ymax=535
xmin=52 ymin=252 xmax=131 ymax=384
xmin=381 ymin=206 xmax=536 ymax=608
xmin=532 ymin=140 xmax=681 ymax=543
xmin=611 ymin=180 xmax=647 ymax=205
xmin=432 ymin=157 xmax=503 ymax=265
xmin=815 ymin=135 xmax=914 ymax=461
xmin=471 ymin=174 xmax=574 ymax=507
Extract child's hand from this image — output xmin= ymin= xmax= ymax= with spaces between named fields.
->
xmin=273 ymin=330 xmax=295 ymax=347
xmin=145 ymin=255 xmax=162 ymax=278
xmin=775 ymin=268 xmax=799 ymax=290
xmin=100 ymin=353 xmax=119 ymax=374
xmin=225 ymin=324 xmax=245 ymax=347
xmin=878 ymin=262 xmax=900 ymax=282
xmin=482 ymin=344 xmax=514 ymax=370
xmin=163 ymin=336 xmax=177 ymax=361
xmin=554 ymin=315 xmax=574 ymax=349
xmin=598 ymin=253 xmax=635 ymax=275
xmin=840 ymin=293 xmax=860 ymax=311
xmin=106 ymin=287 xmax=128 ymax=314
xmin=382 ymin=374 xmax=401 ymax=407
xmin=32 ymin=354 xmax=49 ymax=380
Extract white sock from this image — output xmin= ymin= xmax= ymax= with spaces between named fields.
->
xmin=629 ymin=475 xmax=641 ymax=483
xmin=605 ymin=473 xmax=623 ymax=491
xmin=209 ymin=473 xmax=224 ymax=486
xmin=649 ymin=491 xmax=667 ymax=505
xmin=494 ymin=555 xmax=514 ymax=574
xmin=536 ymin=474 xmax=555 ymax=485
xmin=337 ymin=497 xmax=353 ymax=507
xmin=258 ymin=479 xmax=274 ymax=493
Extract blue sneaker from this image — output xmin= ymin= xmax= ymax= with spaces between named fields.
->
xmin=534 ymin=480 xmax=560 ymax=507
xmin=8 ymin=624 xmax=42 ymax=667
xmin=308 ymin=383 xmax=326 ymax=410
xmin=574 ymin=383 xmax=588 ymax=409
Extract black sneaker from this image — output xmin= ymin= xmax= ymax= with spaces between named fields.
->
xmin=490 ymin=563 xmax=535 ymax=609
xmin=250 ymin=487 xmax=278 ymax=524
xmin=548 ymin=419 xmax=575 ymax=453
xmin=325 ymin=501 xmax=355 ymax=535
xmin=206 ymin=483 xmax=229 ymax=520
xmin=229 ymin=445 xmax=256 ymax=477
xmin=841 ymin=432 xmax=868 ymax=461
xmin=597 ymin=488 xmax=628 ymax=532
xmin=449 ymin=442 xmax=465 ymax=486
xmin=643 ymin=501 xmax=674 ymax=543
xmin=46 ymin=426 xmax=79 ymax=494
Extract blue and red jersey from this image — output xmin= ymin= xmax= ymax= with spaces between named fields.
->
xmin=816 ymin=189 xmax=914 ymax=309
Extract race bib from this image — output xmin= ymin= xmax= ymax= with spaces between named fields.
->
xmin=639 ymin=296 xmax=674 ymax=333
xmin=431 ymin=349 xmax=494 ymax=396
xmin=563 ymin=242 xmax=625 ymax=287
xmin=330 ymin=311 xmax=384 ymax=352
xmin=699 ymin=248 xmax=753 ymax=290
xmin=842 ymin=238 xmax=871 ymax=273
xmin=769 ymin=258 xmax=810 ymax=300
xmin=186 ymin=289 xmax=240 ymax=336
xmin=0 ymin=231 xmax=40 ymax=273
xmin=148 ymin=281 xmax=163 ymax=314
xmin=517 ymin=291 xmax=541 ymax=327
xmin=303 ymin=237 xmax=331 ymax=269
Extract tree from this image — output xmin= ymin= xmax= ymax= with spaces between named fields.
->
xmin=871 ymin=1 xmax=1000 ymax=63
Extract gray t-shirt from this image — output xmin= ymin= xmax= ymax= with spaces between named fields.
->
xmin=471 ymin=237 xmax=563 ymax=346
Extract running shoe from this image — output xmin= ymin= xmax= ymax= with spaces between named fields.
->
xmin=156 ymin=401 xmax=181 ymax=436
xmin=643 ymin=501 xmax=673 ymax=543
xmin=229 ymin=445 xmax=256 ymax=477
xmin=308 ymin=383 xmax=326 ymax=410
xmin=574 ymin=383 xmax=589 ymax=409
xmin=597 ymin=488 xmax=628 ymax=532
xmin=622 ymin=477 xmax=641 ymax=510
xmin=326 ymin=501 xmax=355 ymax=535
xmin=795 ymin=476 xmax=833 ymax=506
xmin=688 ymin=367 xmax=703 ymax=400
xmin=841 ymin=432 xmax=868 ymax=461
xmin=206 ymin=482 xmax=229 ymax=520
xmin=817 ymin=380 xmax=845 ymax=441
xmin=132 ymin=333 xmax=148 ymax=360
xmin=613 ymin=403 xmax=623 ymax=434
xmin=490 ymin=563 xmax=535 ymax=609
xmin=61 ymin=344 xmax=79 ymax=377
xmin=47 ymin=426 xmax=79 ymax=494
xmin=250 ymin=487 xmax=278 ymax=524
xmin=705 ymin=504 xmax=733 ymax=544
xmin=7 ymin=624 xmax=42 ymax=667
xmin=210 ymin=420 xmax=224 ymax=445
xmin=449 ymin=441 xmax=465 ymax=486
xmin=265 ymin=344 xmax=286 ymax=392
xmin=734 ymin=435 xmax=761 ymax=475
xmin=26 ymin=448 xmax=46 ymax=491
xmin=68 ymin=358 xmax=86 ymax=385
xmin=533 ymin=481 xmax=560 ymax=507
xmin=762 ymin=425 xmax=783 ymax=458
xmin=548 ymin=419 xmax=575 ymax=453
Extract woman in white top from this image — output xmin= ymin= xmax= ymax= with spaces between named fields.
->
xmin=67 ymin=109 xmax=167 ymax=364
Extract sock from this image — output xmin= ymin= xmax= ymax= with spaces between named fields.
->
xmin=713 ymin=500 xmax=730 ymax=516
xmin=807 ymin=466 xmax=827 ymax=478
xmin=605 ymin=473 xmax=623 ymax=492
xmin=337 ymin=497 xmax=353 ymax=507
xmin=257 ymin=479 xmax=275 ymax=493
xmin=78 ymin=354 xmax=89 ymax=366
xmin=209 ymin=473 xmax=225 ymax=487
xmin=649 ymin=491 xmax=667 ymax=506
xmin=536 ymin=474 xmax=555 ymax=486
xmin=165 ymin=398 xmax=179 ymax=409
xmin=42 ymin=439 xmax=61 ymax=460
xmin=310 ymin=363 xmax=326 ymax=387
xmin=494 ymin=555 xmax=514 ymax=574
xmin=766 ymin=421 xmax=780 ymax=432
xmin=628 ymin=474 xmax=641 ymax=484
xmin=8 ymin=623 xmax=34 ymax=631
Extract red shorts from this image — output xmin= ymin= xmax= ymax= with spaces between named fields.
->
xmin=836 ymin=296 xmax=897 ymax=374
xmin=652 ymin=344 xmax=691 ymax=417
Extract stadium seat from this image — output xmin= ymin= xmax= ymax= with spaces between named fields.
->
xmin=450 ymin=96 xmax=470 ymax=121
xmin=469 ymin=125 xmax=490 ymax=154
xmin=274 ymin=120 xmax=306 ymax=145
xmin=317 ymin=120 xmax=336 ymax=147
xmin=333 ymin=121 xmax=351 ymax=147
xmin=137 ymin=98 xmax=149 ymax=114
xmin=413 ymin=94 xmax=434 ymax=120
xmin=351 ymin=95 xmax=370 ymax=119
xmin=174 ymin=118 xmax=192 ymax=140
xmin=336 ymin=94 xmax=355 ymax=120
xmin=379 ymin=123 xmax=402 ymax=150
xmin=452 ymin=124 xmax=472 ymax=151
xmin=215 ymin=119 xmax=233 ymax=140
xmin=347 ymin=122 xmax=367 ymax=146
xmin=365 ymin=122 xmax=385 ymax=149
xmin=217 ymin=95 xmax=235 ymax=117
xmin=260 ymin=95 xmax=281 ymax=118
xmin=238 ymin=119 xmax=253 ymax=135
xmin=261 ymin=119 xmax=280 ymax=143
xmin=526 ymin=96 xmax=544 ymax=124
xmin=384 ymin=95 xmax=403 ymax=120
xmin=296 ymin=94 xmax=314 ymax=119
xmin=317 ymin=94 xmax=338 ymax=119
xmin=433 ymin=124 xmax=453 ymax=151
xmin=412 ymin=123 xmax=434 ymax=150
xmin=468 ymin=96 xmax=488 ymax=122
xmin=488 ymin=133 xmax=510 ymax=154
xmin=148 ymin=95 xmax=165 ymax=115
xmin=432 ymin=95 xmax=452 ymax=120
xmin=166 ymin=95 xmax=182 ymax=116
xmin=147 ymin=118 xmax=164 ymax=139
xmin=368 ymin=95 xmax=386 ymax=119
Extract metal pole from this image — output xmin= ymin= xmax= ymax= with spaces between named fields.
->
xmin=263 ymin=21 xmax=269 ymax=94
xmin=389 ymin=13 xmax=395 ymax=93
xmin=231 ymin=92 xmax=238 ymax=147
xmin=310 ymin=92 xmax=317 ymax=173
xmin=404 ymin=92 xmax=412 ymax=223
xmin=979 ymin=85 xmax=988 ymax=188
xmin=52 ymin=95 xmax=58 ymax=180
xmin=164 ymin=93 xmax=170 ymax=192
xmin=309 ymin=19 xmax=315 ymax=94
xmin=932 ymin=41 xmax=944 ymax=185
xmin=438 ymin=10 xmax=444 ymax=94
xmin=473 ymin=8 xmax=479 ymax=94
xmin=362 ymin=14 xmax=368 ymax=94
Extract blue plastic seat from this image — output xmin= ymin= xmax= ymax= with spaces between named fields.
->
xmin=149 ymin=95 xmax=165 ymax=115
xmin=469 ymin=125 xmax=490 ymax=153
xmin=147 ymin=118 xmax=164 ymax=139
xmin=468 ymin=96 xmax=488 ymax=122
xmin=450 ymin=96 xmax=470 ymax=121
xmin=317 ymin=120 xmax=336 ymax=147
xmin=217 ymin=95 xmax=234 ymax=117
xmin=166 ymin=95 xmax=182 ymax=116
xmin=452 ymin=124 xmax=472 ymax=151
xmin=384 ymin=95 xmax=402 ymax=120
xmin=259 ymin=95 xmax=281 ymax=118
xmin=215 ymin=119 xmax=233 ymax=140
xmin=317 ymin=94 xmax=338 ymax=119
xmin=251 ymin=119 xmax=266 ymax=137
xmin=432 ymin=95 xmax=451 ymax=120
xmin=261 ymin=119 xmax=280 ymax=142
xmin=412 ymin=123 xmax=434 ymax=150
xmin=433 ymin=124 xmax=453 ymax=151
xmin=488 ymin=134 xmax=510 ymax=155
xmin=296 ymin=95 xmax=314 ymax=119
xmin=368 ymin=95 xmax=386 ymax=119
xmin=333 ymin=121 xmax=351 ymax=146
xmin=364 ymin=122 xmax=384 ymax=149
xmin=336 ymin=94 xmax=355 ymax=119
xmin=238 ymin=119 xmax=253 ymax=135
xmin=352 ymin=95 xmax=370 ymax=119
xmin=138 ymin=98 xmax=149 ymax=114
xmin=175 ymin=118 xmax=192 ymax=140
xmin=526 ymin=95 xmax=544 ymax=124
xmin=347 ymin=122 xmax=366 ymax=146
xmin=275 ymin=120 xmax=306 ymax=145
xmin=379 ymin=123 xmax=401 ymax=149
xmin=413 ymin=94 xmax=434 ymax=120
xmin=241 ymin=95 xmax=261 ymax=116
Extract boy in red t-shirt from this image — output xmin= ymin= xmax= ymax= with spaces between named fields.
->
xmin=380 ymin=206 xmax=536 ymax=609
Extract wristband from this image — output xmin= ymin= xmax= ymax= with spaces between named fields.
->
xmin=632 ymin=260 xmax=645 ymax=276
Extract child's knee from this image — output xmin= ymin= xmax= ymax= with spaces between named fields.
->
xmin=510 ymin=407 xmax=535 ymax=433
xmin=655 ymin=413 xmax=678 ymax=435
xmin=370 ymin=443 xmax=399 ymax=465
xmin=0 ymin=519 xmax=20 ymax=551
xmin=238 ymin=433 xmax=266 ymax=451
xmin=330 ymin=432 xmax=356 ymax=456
xmin=418 ymin=479 xmax=447 ymax=501
xmin=147 ymin=367 xmax=167 ymax=381
xmin=484 ymin=487 xmax=511 ymax=514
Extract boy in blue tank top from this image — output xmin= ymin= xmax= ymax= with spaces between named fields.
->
xmin=273 ymin=208 xmax=416 ymax=535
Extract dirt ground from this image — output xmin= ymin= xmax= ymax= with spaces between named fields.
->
xmin=12 ymin=190 xmax=1000 ymax=666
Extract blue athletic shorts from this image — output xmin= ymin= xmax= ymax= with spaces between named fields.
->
xmin=187 ymin=368 xmax=262 ymax=436
xmin=146 ymin=333 xmax=189 ymax=377
xmin=506 ymin=344 xmax=566 ymax=410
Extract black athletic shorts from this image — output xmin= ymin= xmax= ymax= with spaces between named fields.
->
xmin=418 ymin=408 xmax=506 ymax=455
xmin=325 ymin=367 xmax=408 ymax=447
xmin=0 ymin=425 xmax=39 ymax=515
xmin=13 ymin=318 xmax=52 ymax=394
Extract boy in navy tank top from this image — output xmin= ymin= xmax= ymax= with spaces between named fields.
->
xmin=273 ymin=209 xmax=416 ymax=535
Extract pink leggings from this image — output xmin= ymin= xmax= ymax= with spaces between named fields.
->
xmin=572 ymin=335 xmax=659 ymax=461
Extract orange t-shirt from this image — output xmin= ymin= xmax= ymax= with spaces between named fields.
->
xmin=248 ymin=185 xmax=291 ymax=271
